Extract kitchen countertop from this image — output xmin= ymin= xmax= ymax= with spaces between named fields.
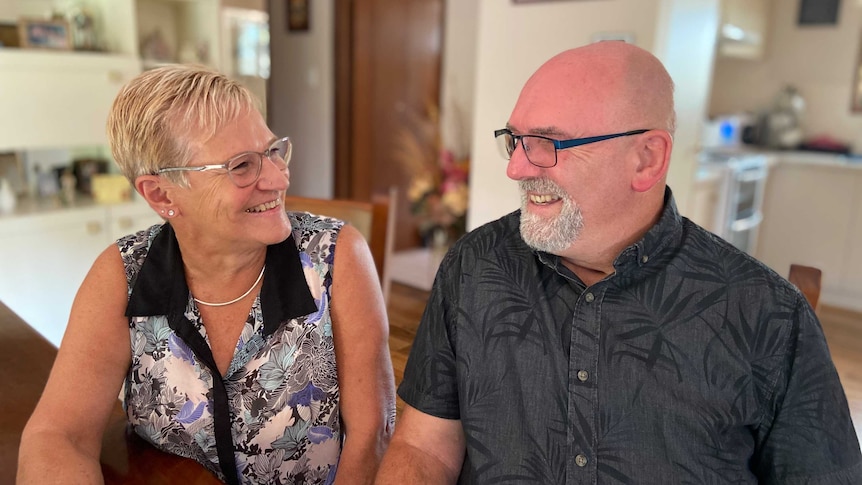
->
xmin=0 ymin=194 xmax=149 ymax=220
xmin=700 ymin=147 xmax=862 ymax=168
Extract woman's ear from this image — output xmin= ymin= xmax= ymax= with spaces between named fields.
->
xmin=631 ymin=130 xmax=672 ymax=193
xmin=135 ymin=175 xmax=173 ymax=213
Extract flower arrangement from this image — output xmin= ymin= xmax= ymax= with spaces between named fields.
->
xmin=395 ymin=103 xmax=470 ymax=248
xmin=407 ymin=149 xmax=469 ymax=246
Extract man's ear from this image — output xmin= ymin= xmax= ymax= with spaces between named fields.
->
xmin=631 ymin=130 xmax=672 ymax=192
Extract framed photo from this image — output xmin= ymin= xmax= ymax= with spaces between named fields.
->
xmin=798 ymin=0 xmax=840 ymax=26
xmin=18 ymin=18 xmax=72 ymax=50
xmin=287 ymin=0 xmax=310 ymax=32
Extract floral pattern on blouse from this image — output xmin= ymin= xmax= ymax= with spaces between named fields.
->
xmin=117 ymin=212 xmax=344 ymax=484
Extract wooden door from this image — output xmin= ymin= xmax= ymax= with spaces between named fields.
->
xmin=335 ymin=0 xmax=444 ymax=250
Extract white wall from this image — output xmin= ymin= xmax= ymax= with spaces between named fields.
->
xmin=653 ymin=0 xmax=720 ymax=213
xmin=267 ymin=0 xmax=335 ymax=198
xmin=466 ymin=0 xmax=719 ymax=230
xmin=439 ymin=0 xmax=479 ymax=159
xmin=709 ymin=0 xmax=862 ymax=151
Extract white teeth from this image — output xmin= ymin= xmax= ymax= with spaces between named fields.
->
xmin=246 ymin=199 xmax=281 ymax=213
xmin=529 ymin=194 xmax=560 ymax=204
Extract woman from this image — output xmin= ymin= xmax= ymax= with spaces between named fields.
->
xmin=18 ymin=65 xmax=396 ymax=484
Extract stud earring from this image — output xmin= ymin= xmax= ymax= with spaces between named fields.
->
xmin=160 ymin=209 xmax=166 ymax=215
xmin=167 ymin=209 xmax=176 ymax=217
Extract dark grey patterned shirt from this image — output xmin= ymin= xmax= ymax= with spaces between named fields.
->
xmin=399 ymin=189 xmax=862 ymax=484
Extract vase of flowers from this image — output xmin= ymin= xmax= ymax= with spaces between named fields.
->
xmin=408 ymin=148 xmax=469 ymax=249
xmin=395 ymin=102 xmax=470 ymax=250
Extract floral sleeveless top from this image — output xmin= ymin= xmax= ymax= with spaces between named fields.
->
xmin=117 ymin=212 xmax=344 ymax=485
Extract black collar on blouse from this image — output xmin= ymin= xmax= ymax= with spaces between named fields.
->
xmin=125 ymin=223 xmax=318 ymax=336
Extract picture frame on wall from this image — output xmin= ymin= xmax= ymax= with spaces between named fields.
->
xmin=798 ymin=0 xmax=840 ymax=26
xmin=287 ymin=0 xmax=310 ymax=32
xmin=18 ymin=18 xmax=72 ymax=50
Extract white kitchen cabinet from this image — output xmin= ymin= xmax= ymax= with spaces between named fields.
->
xmin=108 ymin=200 xmax=162 ymax=241
xmin=688 ymin=166 xmax=724 ymax=234
xmin=0 ymin=199 xmax=161 ymax=346
xmin=841 ymin=175 xmax=862 ymax=299
xmin=0 ymin=0 xmax=232 ymax=152
xmin=755 ymin=157 xmax=862 ymax=311
xmin=0 ymin=205 xmax=107 ymax=346
xmin=718 ymin=0 xmax=771 ymax=60
xmin=0 ymin=51 xmax=141 ymax=151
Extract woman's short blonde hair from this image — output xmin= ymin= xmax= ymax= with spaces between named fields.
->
xmin=106 ymin=64 xmax=259 ymax=186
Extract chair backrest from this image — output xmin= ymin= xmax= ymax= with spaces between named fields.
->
xmin=283 ymin=188 xmax=396 ymax=302
xmin=788 ymin=264 xmax=822 ymax=310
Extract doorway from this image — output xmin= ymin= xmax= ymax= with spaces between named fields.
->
xmin=334 ymin=0 xmax=445 ymax=250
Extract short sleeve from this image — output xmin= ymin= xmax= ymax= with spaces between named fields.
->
xmin=754 ymin=295 xmax=862 ymax=483
xmin=396 ymin=248 xmax=461 ymax=420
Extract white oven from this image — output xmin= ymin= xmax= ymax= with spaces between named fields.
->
xmin=698 ymin=152 xmax=770 ymax=255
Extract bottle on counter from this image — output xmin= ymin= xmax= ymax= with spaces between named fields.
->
xmin=0 ymin=177 xmax=16 ymax=215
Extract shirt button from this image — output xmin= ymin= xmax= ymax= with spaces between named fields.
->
xmin=577 ymin=370 xmax=589 ymax=382
xmin=584 ymin=292 xmax=595 ymax=303
xmin=641 ymin=255 xmax=649 ymax=264
xmin=575 ymin=454 xmax=588 ymax=467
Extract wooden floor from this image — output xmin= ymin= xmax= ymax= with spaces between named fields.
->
xmin=386 ymin=283 xmax=862 ymax=442
xmin=819 ymin=304 xmax=862 ymax=443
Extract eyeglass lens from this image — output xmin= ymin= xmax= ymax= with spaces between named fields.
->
xmin=496 ymin=132 xmax=557 ymax=168
xmin=226 ymin=138 xmax=291 ymax=187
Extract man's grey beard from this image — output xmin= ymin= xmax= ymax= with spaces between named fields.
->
xmin=518 ymin=178 xmax=584 ymax=254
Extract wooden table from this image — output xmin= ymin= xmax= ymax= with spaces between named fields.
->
xmin=0 ymin=300 xmax=221 ymax=484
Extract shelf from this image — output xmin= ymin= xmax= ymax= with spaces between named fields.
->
xmin=0 ymin=48 xmax=140 ymax=69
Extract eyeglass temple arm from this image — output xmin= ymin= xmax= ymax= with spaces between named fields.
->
xmin=555 ymin=129 xmax=650 ymax=149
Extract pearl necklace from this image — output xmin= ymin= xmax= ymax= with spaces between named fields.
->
xmin=193 ymin=265 xmax=265 ymax=307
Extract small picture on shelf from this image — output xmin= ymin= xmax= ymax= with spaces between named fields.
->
xmin=18 ymin=18 xmax=72 ymax=50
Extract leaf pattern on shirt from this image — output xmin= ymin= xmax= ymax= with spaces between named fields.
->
xmin=399 ymin=190 xmax=862 ymax=484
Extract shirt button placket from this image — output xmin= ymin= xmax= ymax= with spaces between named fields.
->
xmin=569 ymin=291 xmax=597 ymax=483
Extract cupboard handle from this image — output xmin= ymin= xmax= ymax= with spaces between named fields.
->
xmin=108 ymin=70 xmax=125 ymax=83
xmin=117 ymin=217 xmax=134 ymax=230
xmin=86 ymin=221 xmax=102 ymax=235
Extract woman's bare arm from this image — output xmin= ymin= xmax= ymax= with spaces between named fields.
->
xmin=329 ymin=224 xmax=397 ymax=485
xmin=17 ymin=244 xmax=132 ymax=484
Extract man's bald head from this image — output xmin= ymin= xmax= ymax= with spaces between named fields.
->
xmin=516 ymin=42 xmax=676 ymax=136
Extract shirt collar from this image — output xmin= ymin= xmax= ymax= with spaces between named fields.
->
xmin=125 ymin=224 xmax=318 ymax=336
xmin=533 ymin=186 xmax=684 ymax=276
xmin=614 ymin=186 xmax=683 ymax=269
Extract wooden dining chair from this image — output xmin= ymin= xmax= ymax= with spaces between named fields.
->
xmin=788 ymin=263 xmax=822 ymax=311
xmin=283 ymin=188 xmax=397 ymax=302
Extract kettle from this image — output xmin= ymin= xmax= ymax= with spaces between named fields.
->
xmin=764 ymin=85 xmax=805 ymax=149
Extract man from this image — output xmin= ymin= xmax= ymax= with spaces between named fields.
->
xmin=375 ymin=42 xmax=862 ymax=484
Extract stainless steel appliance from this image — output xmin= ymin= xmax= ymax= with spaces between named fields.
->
xmin=697 ymin=152 xmax=770 ymax=255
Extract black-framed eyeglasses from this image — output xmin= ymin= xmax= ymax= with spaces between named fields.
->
xmin=494 ymin=128 xmax=650 ymax=168
xmin=157 ymin=136 xmax=292 ymax=188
